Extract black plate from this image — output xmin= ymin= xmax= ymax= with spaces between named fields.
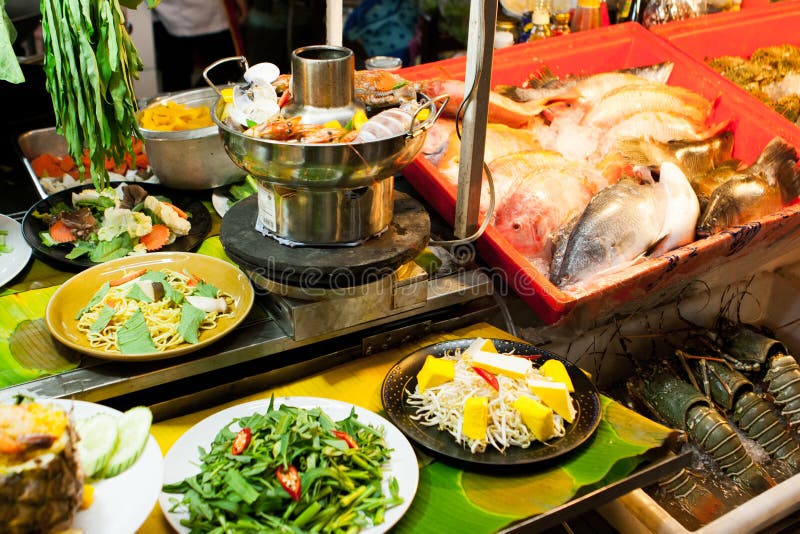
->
xmin=381 ymin=338 xmax=602 ymax=468
xmin=21 ymin=182 xmax=212 ymax=271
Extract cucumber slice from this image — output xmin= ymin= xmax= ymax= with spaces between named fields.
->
xmin=101 ymin=406 xmax=153 ymax=479
xmin=76 ymin=413 xmax=119 ymax=479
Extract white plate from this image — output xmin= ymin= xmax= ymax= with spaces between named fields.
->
xmin=50 ymin=399 xmax=164 ymax=534
xmin=0 ymin=214 xmax=32 ymax=288
xmin=160 ymin=396 xmax=419 ymax=533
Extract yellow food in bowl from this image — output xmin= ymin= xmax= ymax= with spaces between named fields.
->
xmin=140 ymin=101 xmax=214 ymax=131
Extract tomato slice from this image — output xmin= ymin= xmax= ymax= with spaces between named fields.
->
xmin=332 ymin=430 xmax=359 ymax=449
xmin=472 ymin=366 xmax=499 ymax=391
xmin=231 ymin=427 xmax=252 ymax=455
xmin=276 ymin=465 xmax=301 ymax=501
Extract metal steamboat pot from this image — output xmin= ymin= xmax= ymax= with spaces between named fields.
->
xmin=204 ymin=48 xmax=445 ymax=246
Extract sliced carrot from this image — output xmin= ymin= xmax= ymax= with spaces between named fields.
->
xmin=31 ymin=154 xmax=53 ymax=177
xmin=166 ymin=203 xmax=188 ymax=219
xmin=139 ymin=224 xmax=170 ymax=251
xmin=49 ymin=220 xmax=76 ymax=243
xmin=183 ymin=269 xmax=202 ymax=286
xmin=135 ymin=153 xmax=149 ymax=169
xmin=59 ymin=155 xmax=75 ymax=173
xmin=132 ymin=138 xmax=145 ymax=154
xmin=109 ymin=268 xmax=148 ymax=287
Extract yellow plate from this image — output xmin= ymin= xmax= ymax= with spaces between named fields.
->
xmin=45 ymin=252 xmax=255 ymax=361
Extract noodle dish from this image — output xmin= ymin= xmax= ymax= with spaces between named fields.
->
xmin=75 ymin=268 xmax=235 ymax=354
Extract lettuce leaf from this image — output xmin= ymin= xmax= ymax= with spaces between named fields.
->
xmin=117 ymin=309 xmax=156 ymax=354
xmin=126 ymin=283 xmax=152 ymax=303
xmin=178 ymin=302 xmax=206 ymax=344
xmin=90 ymin=305 xmax=117 ymax=333
xmin=89 ymin=233 xmax=134 ymax=263
xmin=192 ymin=281 xmax=219 ymax=298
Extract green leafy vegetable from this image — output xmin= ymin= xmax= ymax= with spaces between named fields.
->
xmin=116 ymin=309 xmax=156 ymax=354
xmin=90 ymin=305 xmax=117 ymax=333
xmin=192 ymin=282 xmax=219 ymax=299
xmin=228 ymin=175 xmax=259 ymax=203
xmin=89 ymin=233 xmax=134 ymax=263
xmin=162 ymin=401 xmax=402 ymax=532
xmin=40 ymin=0 xmax=147 ymax=190
xmin=75 ymin=195 xmax=116 ymax=211
xmin=177 ymin=302 xmax=205 ymax=344
xmin=38 ymin=230 xmax=60 ymax=248
xmin=65 ymin=240 xmax=95 ymax=259
xmin=76 ymin=282 xmax=110 ymax=319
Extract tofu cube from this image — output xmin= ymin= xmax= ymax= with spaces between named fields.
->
xmin=471 ymin=351 xmax=532 ymax=380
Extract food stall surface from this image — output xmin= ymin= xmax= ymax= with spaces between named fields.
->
xmin=139 ymin=323 xmax=682 ymax=534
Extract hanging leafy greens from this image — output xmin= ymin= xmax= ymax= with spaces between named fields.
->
xmin=0 ymin=0 xmax=23 ymax=83
xmin=39 ymin=0 xmax=159 ymax=191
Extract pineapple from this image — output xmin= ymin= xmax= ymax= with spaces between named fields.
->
xmin=0 ymin=403 xmax=84 ymax=533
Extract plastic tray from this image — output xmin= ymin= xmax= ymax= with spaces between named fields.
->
xmin=653 ymin=0 xmax=800 ymax=130
xmin=399 ymin=22 xmax=800 ymax=326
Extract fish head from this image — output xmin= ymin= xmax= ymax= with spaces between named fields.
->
xmin=696 ymin=176 xmax=776 ymax=237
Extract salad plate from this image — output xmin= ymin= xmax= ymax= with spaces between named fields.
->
xmin=45 ymin=251 xmax=255 ymax=361
xmin=21 ymin=182 xmax=211 ymax=271
xmin=0 ymin=214 xmax=32 ymax=287
xmin=160 ymin=396 xmax=419 ymax=534
xmin=50 ymin=398 xmax=163 ymax=533
xmin=381 ymin=338 xmax=602 ymax=467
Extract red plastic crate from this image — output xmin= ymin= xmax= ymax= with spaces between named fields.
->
xmin=400 ymin=22 xmax=800 ymax=325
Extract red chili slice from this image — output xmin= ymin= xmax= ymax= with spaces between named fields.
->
xmin=332 ymin=430 xmax=359 ymax=449
xmin=472 ymin=366 xmax=499 ymax=391
xmin=231 ymin=427 xmax=252 ymax=455
xmin=276 ymin=465 xmax=301 ymax=501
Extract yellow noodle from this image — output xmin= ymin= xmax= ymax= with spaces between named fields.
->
xmin=76 ymin=269 xmax=235 ymax=353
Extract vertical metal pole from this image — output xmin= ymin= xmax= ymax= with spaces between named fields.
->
xmin=454 ymin=0 xmax=497 ymax=238
xmin=327 ymin=0 xmax=343 ymax=46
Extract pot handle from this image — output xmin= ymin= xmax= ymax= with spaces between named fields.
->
xmin=407 ymin=94 xmax=450 ymax=139
xmin=203 ymin=56 xmax=250 ymax=97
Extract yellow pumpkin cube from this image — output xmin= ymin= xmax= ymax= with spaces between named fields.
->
xmin=539 ymin=359 xmax=574 ymax=392
xmin=513 ymin=396 xmax=556 ymax=441
xmin=528 ymin=380 xmax=576 ymax=423
xmin=462 ymin=396 xmax=489 ymax=441
xmin=416 ymin=355 xmax=455 ymax=393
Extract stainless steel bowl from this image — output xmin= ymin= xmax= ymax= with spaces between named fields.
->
xmin=138 ymin=87 xmax=245 ymax=189
xmin=211 ymin=94 xmax=446 ymax=189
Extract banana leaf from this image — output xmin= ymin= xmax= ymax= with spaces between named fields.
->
xmin=0 ymin=286 xmax=80 ymax=387
xmin=394 ymin=396 xmax=676 ymax=533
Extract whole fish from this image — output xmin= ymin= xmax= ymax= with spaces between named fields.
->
xmin=696 ymin=138 xmax=800 ymax=237
xmin=454 ymin=150 xmax=605 ymax=273
xmin=615 ymin=131 xmax=735 ymax=180
xmin=494 ymin=63 xmax=675 ymax=103
xmin=581 ymin=82 xmax=713 ymax=129
xmin=692 ymin=137 xmax=800 ymax=237
xmin=550 ymin=173 xmax=667 ymax=288
xmin=599 ymin=112 xmax=729 ymax=154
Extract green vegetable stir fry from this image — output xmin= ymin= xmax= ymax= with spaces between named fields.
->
xmin=163 ymin=400 xmax=402 ymax=533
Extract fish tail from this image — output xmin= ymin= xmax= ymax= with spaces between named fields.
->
xmin=494 ymin=85 xmax=530 ymax=102
xmin=615 ymin=137 xmax=660 ymax=167
xmin=756 ymin=137 xmax=800 ymax=201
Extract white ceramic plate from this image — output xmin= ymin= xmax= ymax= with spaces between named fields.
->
xmin=0 ymin=214 xmax=32 ymax=288
xmin=160 ymin=396 xmax=419 ymax=533
xmin=50 ymin=399 xmax=163 ymax=534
